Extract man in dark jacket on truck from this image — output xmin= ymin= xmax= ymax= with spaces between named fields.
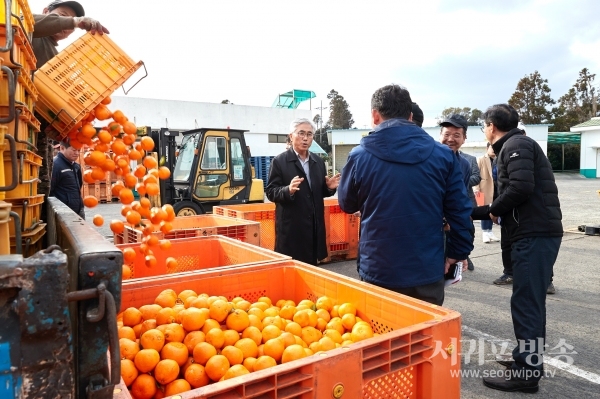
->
xmin=479 ymin=104 xmax=562 ymax=393
xmin=338 ymin=84 xmax=473 ymax=306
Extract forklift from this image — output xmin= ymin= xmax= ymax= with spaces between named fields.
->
xmin=146 ymin=127 xmax=265 ymax=216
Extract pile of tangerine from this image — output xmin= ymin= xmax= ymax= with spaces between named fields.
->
xmin=72 ymin=97 xmax=177 ymax=277
xmin=118 ymin=289 xmax=375 ymax=398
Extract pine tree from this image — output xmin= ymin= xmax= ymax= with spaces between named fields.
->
xmin=326 ymin=90 xmax=354 ymax=129
xmin=508 ymin=71 xmax=554 ymax=124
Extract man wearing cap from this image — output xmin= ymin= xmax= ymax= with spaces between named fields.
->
xmin=439 ymin=115 xmax=480 ymax=271
xmin=50 ymin=139 xmax=85 ymax=218
xmin=338 ymin=84 xmax=473 ymax=306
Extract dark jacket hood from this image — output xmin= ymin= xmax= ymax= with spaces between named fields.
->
xmin=361 ymin=119 xmax=435 ymax=164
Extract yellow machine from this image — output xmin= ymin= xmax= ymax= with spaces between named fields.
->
xmin=150 ymin=128 xmax=264 ymax=215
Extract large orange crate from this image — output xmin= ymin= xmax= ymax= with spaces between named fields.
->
xmin=6 ymin=194 xmax=44 ymax=236
xmin=115 ymin=261 xmax=461 ymax=399
xmin=0 ymin=0 xmax=34 ymax=35
xmin=34 ymin=32 xmax=145 ymax=140
xmin=214 ymin=203 xmax=276 ymax=250
xmin=113 ymin=214 xmax=261 ymax=245
xmin=3 ymin=104 xmax=40 ymax=151
xmin=0 ymin=24 xmax=36 ymax=71
xmin=323 ymin=198 xmax=359 ymax=261
xmin=116 ymin=235 xmax=290 ymax=279
xmin=2 ymin=149 xmax=40 ymax=199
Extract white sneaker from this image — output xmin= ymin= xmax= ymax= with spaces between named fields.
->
xmin=482 ymin=231 xmax=491 ymax=243
xmin=488 ymin=232 xmax=500 ymax=242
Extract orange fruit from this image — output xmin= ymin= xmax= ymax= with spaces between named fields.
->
xmin=326 ymin=318 xmax=345 ymax=335
xmin=322 ymin=329 xmax=343 ymax=344
xmin=258 ymin=297 xmax=272 ymax=307
xmin=139 ymin=319 xmax=157 ymax=336
xmin=125 ymin=210 xmax=141 ymax=226
xmin=101 ymin=96 xmax=112 ymax=105
xmin=234 ymin=338 xmax=258 ymax=359
xmin=284 ymin=321 xmax=302 ymax=337
xmin=301 ymin=326 xmax=322 ymax=346
xmin=164 ymin=379 xmax=191 ymax=396
xmin=225 ymin=309 xmax=250 ymax=332
xmin=140 ymin=136 xmax=155 ymax=151
xmin=92 ymin=214 xmax=103 ymax=227
xmin=83 ymin=195 xmax=98 ymax=208
xmin=97 ymin=129 xmax=112 ymax=144
xmin=80 ymin=123 xmax=96 ymax=138
xmin=122 ymin=247 xmax=136 ymax=264
xmin=156 ymin=308 xmax=176 ymax=326
xmin=222 ymin=364 xmax=250 ymax=381
xmin=157 ymin=166 xmax=171 ymax=180
xmin=293 ymin=310 xmax=310 ymax=328
xmin=205 ymin=354 xmax=230 ymax=381
xmin=221 ymin=345 xmax=244 ymax=365
xmin=143 ymin=156 xmax=158 ymax=169
xmin=183 ymin=331 xmax=206 ymax=353
xmin=262 ymin=316 xmax=283 ymax=330
xmin=205 ymin=328 xmax=225 ymax=349
xmin=279 ymin=305 xmax=297 ymax=320
xmin=122 ymin=307 xmax=143 ymax=327
xmin=154 ymin=359 xmax=180 ymax=385
xmin=261 ymin=325 xmax=281 ymax=344
xmin=163 ymin=324 xmax=186 ymax=344
xmin=253 ymin=355 xmax=277 ymax=371
xmin=119 ymin=188 xmax=134 ymax=205
xmin=223 ymin=329 xmax=241 ymax=347
xmin=350 ymin=322 xmax=374 ymax=342
xmin=159 ymin=221 xmax=173 ymax=234
xmin=119 ymin=338 xmax=140 ymax=361
xmin=134 ymin=348 xmax=160 ymax=373
xmin=112 ymin=109 xmax=127 ymax=124
xmin=341 ymin=313 xmax=357 ymax=330
xmin=248 ymin=314 xmax=263 ymax=330
xmin=338 ymin=303 xmax=357 ymax=317
xmin=123 ymin=121 xmax=137 ymax=135
xmin=118 ymin=326 xmax=136 ymax=341
xmin=181 ymin=307 xmax=207 ymax=332
xmin=242 ymin=357 xmax=257 ymax=371
xmin=161 ymin=342 xmax=189 ymax=367
xmin=263 ymin=338 xmax=285 ymax=362
xmin=155 ymin=289 xmax=177 ymax=308
xmin=145 ymin=182 xmax=159 ymax=196
xmin=192 ymin=342 xmax=217 ymax=365
xmin=139 ymin=304 xmax=162 ymax=321
xmin=201 ymin=319 xmax=221 ymax=335
xmin=94 ymin=104 xmax=112 ymax=120
xmin=241 ymin=326 xmax=262 ymax=346
xmin=184 ymin=363 xmax=210 ymax=388
xmin=130 ymin=374 xmax=157 ymax=399
xmin=315 ymin=308 xmax=331 ymax=322
xmin=250 ymin=301 xmax=269 ymax=312
xmin=121 ymin=358 xmax=138 ymax=387
xmin=122 ymin=265 xmax=132 ymax=280
xmin=110 ymin=219 xmax=124 ymax=234
xmin=140 ymin=329 xmax=165 ymax=352
xmin=188 ymin=296 xmax=209 ymax=309
xmin=281 ymin=344 xmax=307 ymax=363
xmin=316 ymin=296 xmax=334 ymax=312
xmin=209 ymin=299 xmax=233 ymax=323
xmin=280 ymin=331 xmax=296 ymax=348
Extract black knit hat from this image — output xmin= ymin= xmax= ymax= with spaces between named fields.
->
xmin=47 ymin=1 xmax=85 ymax=17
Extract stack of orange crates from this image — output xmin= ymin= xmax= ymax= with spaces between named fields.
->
xmin=1 ymin=1 xmax=46 ymax=257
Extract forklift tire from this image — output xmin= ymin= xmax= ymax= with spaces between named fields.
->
xmin=173 ymin=201 xmax=204 ymax=216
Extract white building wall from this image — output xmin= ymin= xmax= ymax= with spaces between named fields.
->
xmin=579 ymin=129 xmax=600 ymax=175
xmin=109 ymin=96 xmax=312 ymax=156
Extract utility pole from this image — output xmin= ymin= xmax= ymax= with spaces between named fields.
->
xmin=316 ymin=100 xmax=328 ymax=141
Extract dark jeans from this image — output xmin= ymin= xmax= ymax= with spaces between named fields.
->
xmin=502 ymin=231 xmax=553 ymax=283
xmin=362 ymin=277 xmax=445 ymax=306
xmin=481 ymin=219 xmax=493 ymax=230
xmin=510 ymin=236 xmax=561 ymax=379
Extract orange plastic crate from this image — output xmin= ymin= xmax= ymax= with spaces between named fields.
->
xmin=6 ymin=194 xmax=44 ymax=236
xmin=0 ymin=66 xmax=38 ymax=109
xmin=214 ymin=203 xmax=276 ymax=250
xmin=323 ymin=198 xmax=359 ymax=261
xmin=10 ymin=222 xmax=46 ymax=257
xmin=0 ymin=24 xmax=36 ymax=71
xmin=0 ymin=0 xmax=34 ymax=34
xmin=116 ymin=235 xmax=290 ymax=279
xmin=3 ymin=104 xmax=40 ymax=151
xmin=2 ymin=149 xmax=40 ymax=199
xmin=34 ymin=32 xmax=144 ymax=140
xmin=115 ymin=261 xmax=461 ymax=399
xmin=113 ymin=214 xmax=261 ymax=245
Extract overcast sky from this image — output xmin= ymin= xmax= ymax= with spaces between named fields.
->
xmin=31 ymin=0 xmax=600 ymax=129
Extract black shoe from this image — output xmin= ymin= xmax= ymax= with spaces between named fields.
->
xmin=547 ymin=283 xmax=556 ymax=295
xmin=483 ymin=374 xmax=539 ymax=393
xmin=497 ymin=359 xmax=514 ymax=368
xmin=467 ymin=258 xmax=474 ymax=271
xmin=493 ymin=274 xmax=513 ymax=285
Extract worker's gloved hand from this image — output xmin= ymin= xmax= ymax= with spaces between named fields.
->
xmin=73 ymin=17 xmax=110 ymax=35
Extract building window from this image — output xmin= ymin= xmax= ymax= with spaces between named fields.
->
xmin=268 ymin=134 xmax=288 ymax=143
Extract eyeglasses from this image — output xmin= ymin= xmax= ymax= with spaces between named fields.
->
xmin=294 ymin=130 xmax=314 ymax=138
xmin=480 ymin=124 xmax=488 ymax=133
xmin=441 ymin=133 xmax=464 ymax=140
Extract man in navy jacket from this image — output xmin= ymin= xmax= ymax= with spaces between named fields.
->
xmin=338 ymin=85 xmax=473 ymax=305
xmin=50 ymin=140 xmax=85 ymax=218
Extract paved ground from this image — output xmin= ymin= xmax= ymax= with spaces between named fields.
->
xmin=88 ymin=173 xmax=600 ymax=397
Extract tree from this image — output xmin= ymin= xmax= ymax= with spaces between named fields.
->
xmin=508 ymin=71 xmax=554 ymax=124
xmin=437 ymin=107 xmax=483 ymax=126
xmin=551 ymin=68 xmax=598 ymax=132
xmin=326 ymin=89 xmax=354 ymax=129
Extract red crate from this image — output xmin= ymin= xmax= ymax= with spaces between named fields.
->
xmin=115 ymin=260 xmax=461 ymax=399
xmin=113 ymin=214 xmax=261 ymax=246
xmin=322 ymin=198 xmax=359 ymax=262
xmin=116 ymin=235 xmax=290 ymax=279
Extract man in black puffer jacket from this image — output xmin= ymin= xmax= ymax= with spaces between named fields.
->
xmin=479 ymin=104 xmax=562 ymax=393
xmin=50 ymin=140 xmax=85 ymax=219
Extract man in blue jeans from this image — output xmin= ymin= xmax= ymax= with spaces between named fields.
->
xmin=479 ymin=104 xmax=562 ymax=393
